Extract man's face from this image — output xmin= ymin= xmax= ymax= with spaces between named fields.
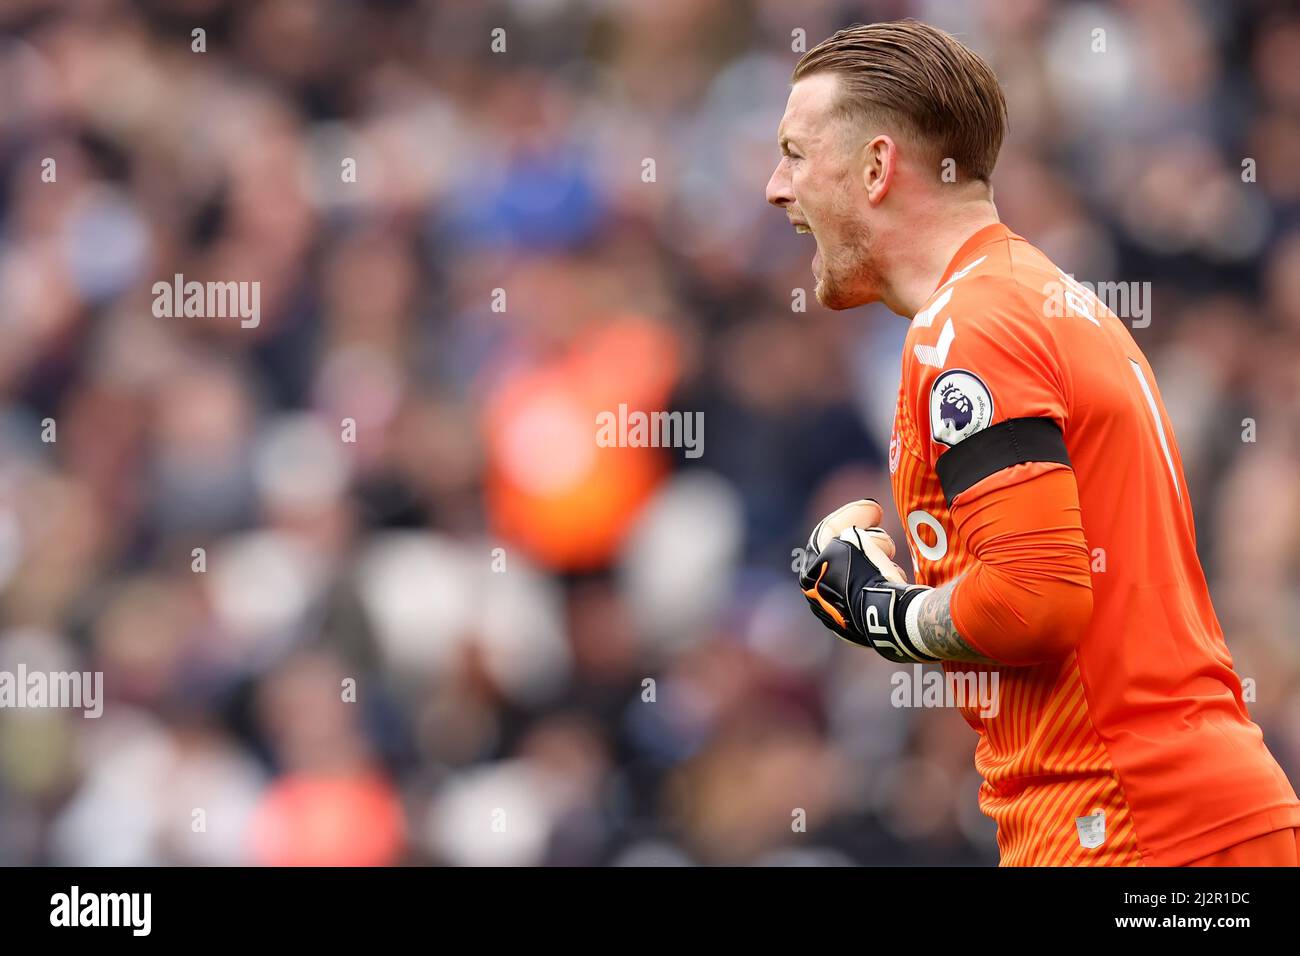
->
xmin=766 ymin=73 xmax=880 ymax=310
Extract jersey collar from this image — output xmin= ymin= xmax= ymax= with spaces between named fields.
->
xmin=933 ymin=222 xmax=1015 ymax=291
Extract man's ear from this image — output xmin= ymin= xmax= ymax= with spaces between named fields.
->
xmin=861 ymin=134 xmax=896 ymax=205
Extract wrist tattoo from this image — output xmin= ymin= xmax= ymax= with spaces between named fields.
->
xmin=915 ymin=578 xmax=996 ymax=663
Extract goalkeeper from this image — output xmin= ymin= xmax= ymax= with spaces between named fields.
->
xmin=772 ymin=21 xmax=1300 ymax=866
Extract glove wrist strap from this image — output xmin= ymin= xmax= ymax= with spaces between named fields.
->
xmin=854 ymin=582 xmax=940 ymax=663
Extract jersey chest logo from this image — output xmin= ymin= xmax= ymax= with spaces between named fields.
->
xmin=930 ymin=369 xmax=994 ymax=447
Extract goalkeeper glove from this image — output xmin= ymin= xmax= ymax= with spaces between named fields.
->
xmin=797 ymin=504 xmax=939 ymax=664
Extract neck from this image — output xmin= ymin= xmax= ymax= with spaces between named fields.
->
xmin=877 ymin=197 xmax=1000 ymax=317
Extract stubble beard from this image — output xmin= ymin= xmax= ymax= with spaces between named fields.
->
xmin=814 ymin=217 xmax=880 ymax=310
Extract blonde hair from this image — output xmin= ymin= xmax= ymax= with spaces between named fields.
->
xmin=793 ymin=20 xmax=1008 ymax=182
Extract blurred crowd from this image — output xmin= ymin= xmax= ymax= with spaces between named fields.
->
xmin=1 ymin=0 xmax=1298 ymax=866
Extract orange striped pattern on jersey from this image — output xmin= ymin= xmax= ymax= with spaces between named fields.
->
xmin=891 ymin=380 xmax=1144 ymax=865
xmin=888 ymin=223 xmax=1300 ymax=866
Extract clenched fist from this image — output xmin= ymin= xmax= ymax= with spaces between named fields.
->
xmin=797 ymin=499 xmax=937 ymax=663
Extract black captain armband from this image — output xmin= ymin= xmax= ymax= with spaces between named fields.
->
xmin=935 ymin=416 xmax=1071 ymax=505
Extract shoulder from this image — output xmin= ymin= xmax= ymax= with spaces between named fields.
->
xmin=902 ymin=251 xmax=1073 ymax=453
xmin=904 ymin=265 xmax=1056 ymax=383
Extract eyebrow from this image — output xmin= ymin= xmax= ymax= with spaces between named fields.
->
xmin=779 ymin=134 xmax=797 ymax=154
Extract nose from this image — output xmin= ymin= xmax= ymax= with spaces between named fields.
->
xmin=766 ymin=157 xmax=792 ymax=208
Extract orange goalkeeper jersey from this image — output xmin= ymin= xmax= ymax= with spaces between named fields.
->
xmin=888 ymin=222 xmax=1300 ymax=866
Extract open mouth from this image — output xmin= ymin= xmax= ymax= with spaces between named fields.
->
xmin=791 ymin=219 xmax=820 ymax=277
